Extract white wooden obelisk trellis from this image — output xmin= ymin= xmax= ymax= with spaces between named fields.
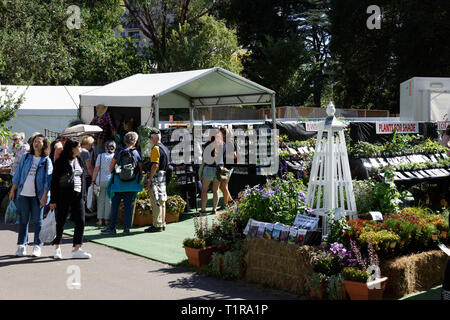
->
xmin=306 ymin=102 xmax=357 ymax=236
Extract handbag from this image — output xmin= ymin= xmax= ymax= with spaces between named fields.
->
xmin=216 ymin=166 xmax=229 ymax=182
xmin=58 ymin=171 xmax=74 ymax=188
xmin=93 ymin=155 xmax=101 ymax=198
xmin=39 ymin=209 xmax=56 ymax=243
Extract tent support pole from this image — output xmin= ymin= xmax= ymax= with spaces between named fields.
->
xmin=271 ymin=94 xmax=276 ymax=130
xmin=189 ymin=102 xmax=195 ymax=127
xmin=154 ymin=96 xmax=160 ymax=129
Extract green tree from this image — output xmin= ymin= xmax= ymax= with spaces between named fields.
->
xmin=0 ymin=0 xmax=148 ymax=85
xmin=166 ymin=15 xmax=242 ymax=74
xmin=218 ymin=0 xmax=329 ymax=107
xmin=329 ymin=0 xmax=450 ymax=113
xmin=0 ymin=86 xmax=26 ymax=142
xmin=123 ymin=0 xmax=224 ymax=72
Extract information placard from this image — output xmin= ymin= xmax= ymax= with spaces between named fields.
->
xmin=293 ymin=214 xmax=319 ymax=231
xmin=376 ymin=122 xmax=419 ymax=134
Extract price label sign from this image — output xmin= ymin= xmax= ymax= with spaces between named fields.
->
xmin=369 ymin=211 xmax=383 ymax=221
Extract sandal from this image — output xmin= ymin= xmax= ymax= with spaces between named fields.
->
xmin=195 ymin=210 xmax=208 ymax=217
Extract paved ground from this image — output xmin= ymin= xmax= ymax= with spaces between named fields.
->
xmin=0 ymin=224 xmax=298 ymax=300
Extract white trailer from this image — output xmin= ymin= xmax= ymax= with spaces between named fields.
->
xmin=400 ymin=77 xmax=450 ymax=123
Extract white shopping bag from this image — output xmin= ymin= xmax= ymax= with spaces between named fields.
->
xmin=87 ymin=184 xmax=96 ymax=211
xmin=39 ymin=209 xmax=56 ymax=244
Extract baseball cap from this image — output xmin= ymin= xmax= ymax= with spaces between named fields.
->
xmin=149 ymin=128 xmax=161 ymax=135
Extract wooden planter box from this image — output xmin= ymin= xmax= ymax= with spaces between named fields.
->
xmin=119 ymin=204 xmax=182 ymax=226
xmin=342 ymin=277 xmax=387 ymax=300
xmin=184 ymin=246 xmax=217 ymax=267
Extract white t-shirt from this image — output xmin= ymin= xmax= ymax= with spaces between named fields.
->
xmin=20 ymin=156 xmax=41 ymax=197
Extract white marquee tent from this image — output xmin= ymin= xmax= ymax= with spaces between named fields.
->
xmin=79 ymin=67 xmax=277 ymax=129
xmin=2 ymin=85 xmax=99 ymax=140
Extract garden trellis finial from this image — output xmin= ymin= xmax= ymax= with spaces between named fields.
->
xmin=306 ymin=101 xmax=357 ymax=236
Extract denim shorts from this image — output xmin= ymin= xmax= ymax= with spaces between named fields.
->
xmin=202 ymin=165 xmax=218 ymax=181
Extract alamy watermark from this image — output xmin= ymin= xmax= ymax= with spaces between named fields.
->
xmin=66 ymin=5 xmax=81 ymax=30
xmin=66 ymin=265 xmax=81 ymax=290
xmin=367 ymin=5 xmax=381 ymax=30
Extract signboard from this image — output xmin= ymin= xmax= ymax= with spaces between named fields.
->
xmin=293 ymin=214 xmax=319 ymax=231
xmin=376 ymin=122 xmax=419 ymax=134
xmin=438 ymin=121 xmax=450 ymax=131
xmin=305 ymin=122 xmax=320 ymax=132
xmin=369 ymin=211 xmax=383 ymax=221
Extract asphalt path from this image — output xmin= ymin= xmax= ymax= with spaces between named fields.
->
xmin=0 ymin=224 xmax=298 ymax=300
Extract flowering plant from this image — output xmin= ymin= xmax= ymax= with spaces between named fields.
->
xmin=236 ymin=172 xmax=312 ymax=226
xmin=358 ymin=230 xmax=400 ymax=251
xmin=312 ymin=242 xmax=357 ymax=276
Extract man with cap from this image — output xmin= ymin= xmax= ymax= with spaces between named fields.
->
xmin=144 ymin=128 xmax=171 ymax=233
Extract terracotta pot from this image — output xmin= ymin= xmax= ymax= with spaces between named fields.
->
xmin=342 ymin=277 xmax=387 ymax=300
xmin=166 ymin=212 xmax=180 ymax=224
xmin=133 ymin=209 xmax=153 ymax=227
xmin=309 ymin=280 xmax=328 ymax=300
xmin=390 ymin=242 xmax=397 ymax=249
xmin=183 ymin=246 xmax=218 ymax=267
xmin=442 ymin=231 xmax=447 ymax=239
xmin=432 ymin=234 xmax=438 ymax=241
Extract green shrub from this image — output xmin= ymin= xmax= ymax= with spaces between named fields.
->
xmin=341 ymin=267 xmax=370 ymax=283
xmin=183 ymin=238 xmax=206 ymax=249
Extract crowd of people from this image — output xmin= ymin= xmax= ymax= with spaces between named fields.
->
xmin=6 ymin=112 xmax=236 ymax=260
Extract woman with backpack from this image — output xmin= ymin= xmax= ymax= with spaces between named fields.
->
xmin=9 ymin=134 xmax=52 ymax=257
xmin=49 ymin=138 xmax=92 ymax=259
xmin=101 ymin=132 xmax=142 ymax=235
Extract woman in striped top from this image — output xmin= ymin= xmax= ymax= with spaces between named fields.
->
xmin=49 ymin=138 xmax=92 ymax=259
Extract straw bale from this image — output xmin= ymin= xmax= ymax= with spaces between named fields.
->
xmin=380 ymin=250 xmax=448 ymax=298
xmin=243 ymin=238 xmax=317 ymax=295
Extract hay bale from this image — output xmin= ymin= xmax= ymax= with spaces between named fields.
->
xmin=243 ymin=238 xmax=317 ymax=295
xmin=380 ymin=250 xmax=448 ymax=298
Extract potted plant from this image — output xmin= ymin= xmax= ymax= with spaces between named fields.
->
xmin=166 ymin=195 xmax=186 ymax=223
xmin=341 ymin=267 xmax=388 ymax=300
xmin=307 ymin=273 xmax=328 ymax=300
xmin=133 ymin=198 xmax=153 ymax=226
xmin=132 ymin=189 xmax=153 ymax=226
xmin=343 ymin=241 xmax=388 ymax=300
xmin=182 ymin=238 xmax=217 ymax=267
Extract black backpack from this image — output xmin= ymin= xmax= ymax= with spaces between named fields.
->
xmin=117 ymin=148 xmax=138 ymax=181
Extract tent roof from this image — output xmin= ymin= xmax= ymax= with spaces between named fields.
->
xmin=1 ymin=85 xmax=100 ymax=115
xmin=79 ymin=67 xmax=275 ymax=109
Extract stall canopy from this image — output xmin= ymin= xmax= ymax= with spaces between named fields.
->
xmin=3 ymin=85 xmax=99 ymax=140
xmin=79 ymin=67 xmax=276 ymax=128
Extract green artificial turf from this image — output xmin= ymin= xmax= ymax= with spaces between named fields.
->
xmin=64 ymin=194 xmax=224 ymax=265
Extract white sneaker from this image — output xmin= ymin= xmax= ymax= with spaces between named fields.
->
xmin=54 ymin=248 xmax=62 ymax=260
xmin=31 ymin=246 xmax=41 ymax=257
xmin=72 ymin=249 xmax=92 ymax=259
xmin=15 ymin=245 xmax=26 ymax=256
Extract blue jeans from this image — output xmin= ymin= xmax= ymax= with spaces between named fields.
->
xmin=17 ymin=195 xmax=44 ymax=246
xmin=109 ymin=192 xmax=135 ymax=230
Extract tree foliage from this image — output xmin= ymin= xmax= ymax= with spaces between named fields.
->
xmin=166 ymin=15 xmax=242 ymax=74
xmin=124 ymin=0 xmax=222 ymax=72
xmin=0 ymin=0 xmax=148 ymax=85
xmin=329 ymin=0 xmax=450 ymax=113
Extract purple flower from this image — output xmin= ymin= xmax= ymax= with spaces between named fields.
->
xmin=261 ymin=189 xmax=275 ymax=199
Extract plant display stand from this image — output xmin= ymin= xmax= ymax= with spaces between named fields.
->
xmin=306 ymin=102 xmax=357 ymax=235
